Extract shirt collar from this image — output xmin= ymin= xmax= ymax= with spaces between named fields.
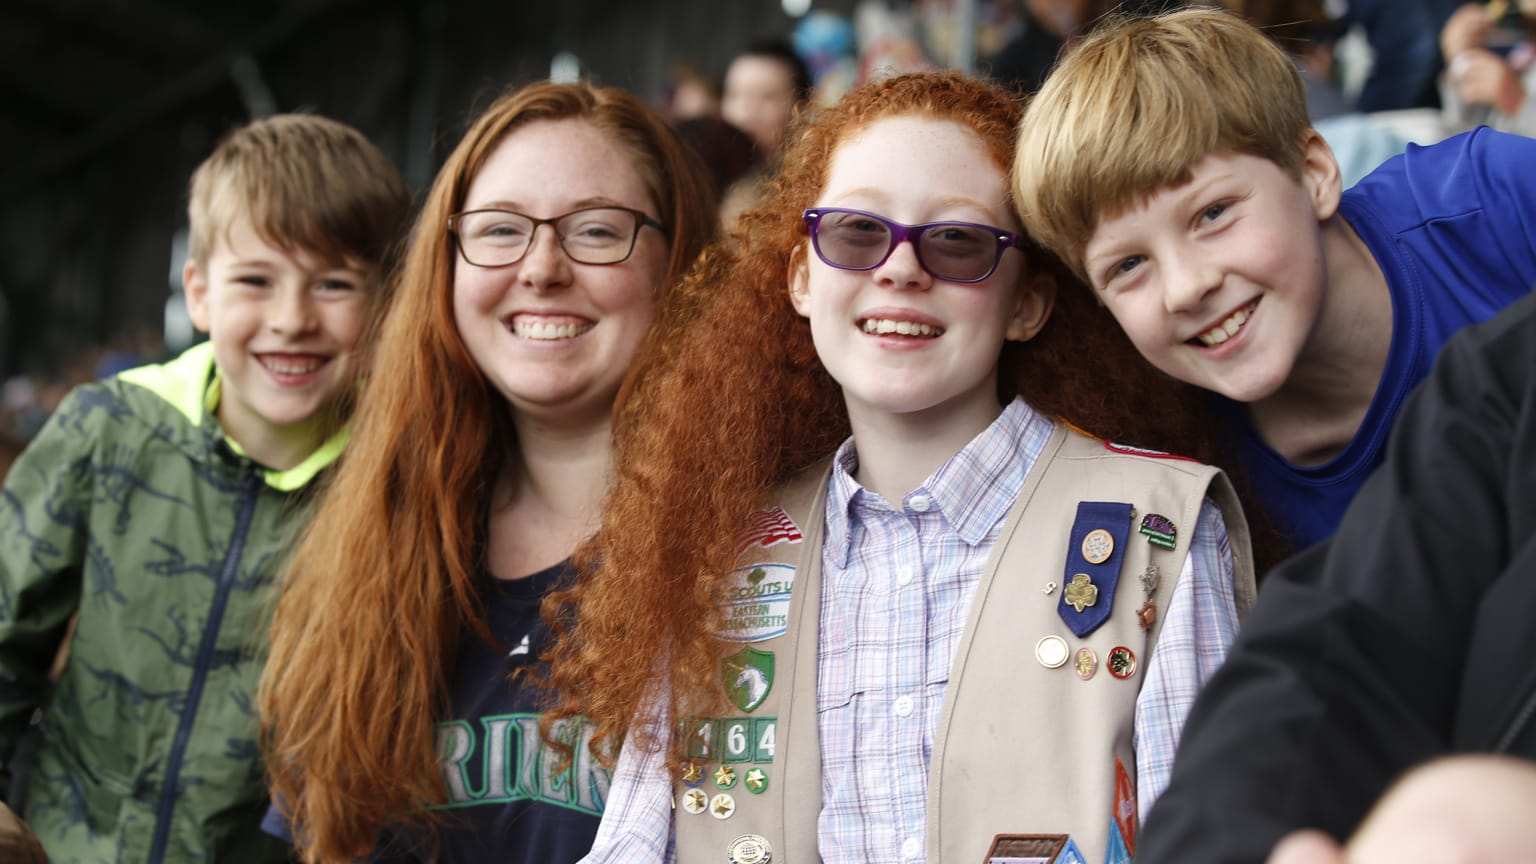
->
xmin=205 ymin=371 xmax=350 ymax=492
xmin=823 ymin=397 xmax=1053 ymax=566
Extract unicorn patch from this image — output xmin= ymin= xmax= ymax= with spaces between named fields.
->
xmin=722 ymin=647 xmax=775 ymax=713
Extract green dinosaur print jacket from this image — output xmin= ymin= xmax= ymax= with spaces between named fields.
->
xmin=0 ymin=342 xmax=345 ymax=863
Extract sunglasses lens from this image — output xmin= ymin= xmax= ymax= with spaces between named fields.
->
xmin=814 ymin=211 xmax=893 ymax=270
xmin=919 ymin=224 xmax=997 ymax=282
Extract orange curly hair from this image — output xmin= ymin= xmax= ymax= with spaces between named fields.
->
xmin=543 ymin=71 xmax=1237 ymax=770
xmin=258 ymin=81 xmax=716 ymax=863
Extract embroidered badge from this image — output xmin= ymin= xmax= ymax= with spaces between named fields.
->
xmin=718 ymin=562 xmax=795 ymax=643
xmin=684 ymin=718 xmax=717 ymax=760
xmin=1106 ymin=821 xmax=1133 ymax=864
xmin=1058 ymin=837 xmax=1088 ymax=864
xmin=736 ymin=507 xmax=804 ymax=555
xmin=984 ymin=835 xmax=1070 ymax=862
xmin=752 ymin=718 xmax=777 ymax=762
xmin=1114 ymin=756 xmax=1138 ymax=857
xmin=723 ymin=647 xmax=775 ymax=713
xmin=1138 ymin=514 xmax=1178 ymax=550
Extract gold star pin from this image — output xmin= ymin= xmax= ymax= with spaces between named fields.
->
xmin=681 ymin=789 xmax=708 ymax=814
xmin=714 ymin=765 xmax=737 ymax=788
xmin=744 ymin=767 xmax=768 ymax=793
xmin=711 ymin=792 xmax=737 ymax=819
xmin=682 ymin=762 xmax=703 ymax=784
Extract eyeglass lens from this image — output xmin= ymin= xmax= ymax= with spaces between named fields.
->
xmin=454 ymin=207 xmax=640 ymax=266
xmin=813 ymin=210 xmax=1003 ymax=282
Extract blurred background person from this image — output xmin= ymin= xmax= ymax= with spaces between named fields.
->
xmin=721 ymin=37 xmax=813 ymax=158
xmin=1440 ymin=0 xmax=1536 ymax=135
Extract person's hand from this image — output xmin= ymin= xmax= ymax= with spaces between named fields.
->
xmin=1270 ymin=757 xmax=1536 ymax=863
xmin=1441 ymin=3 xmax=1494 ymax=59
xmin=1267 ymin=830 xmax=1347 ymax=864
xmin=1447 ymin=47 xmax=1526 ymax=113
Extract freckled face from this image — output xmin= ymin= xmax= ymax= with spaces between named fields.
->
xmin=789 ymin=115 xmax=1050 ymax=427
xmin=451 ymin=118 xmax=667 ymax=428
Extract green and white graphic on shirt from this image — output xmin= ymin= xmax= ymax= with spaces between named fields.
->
xmin=435 ymin=714 xmax=610 ymax=815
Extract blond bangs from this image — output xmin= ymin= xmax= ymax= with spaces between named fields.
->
xmin=1014 ymin=7 xmax=1310 ymax=281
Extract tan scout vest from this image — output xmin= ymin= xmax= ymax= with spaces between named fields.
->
xmin=674 ymin=423 xmax=1256 ymax=864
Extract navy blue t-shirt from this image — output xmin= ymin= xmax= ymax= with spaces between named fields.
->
xmin=262 ymin=561 xmax=606 ymax=862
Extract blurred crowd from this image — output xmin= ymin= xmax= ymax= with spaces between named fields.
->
xmin=658 ymin=0 xmax=1531 ymax=221
xmin=0 ymin=325 xmax=165 ymax=475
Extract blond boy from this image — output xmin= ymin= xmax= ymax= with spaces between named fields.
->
xmin=1013 ymin=7 xmax=1536 ymax=548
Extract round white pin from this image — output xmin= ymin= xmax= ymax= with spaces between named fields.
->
xmin=1035 ymin=635 xmax=1069 ymax=668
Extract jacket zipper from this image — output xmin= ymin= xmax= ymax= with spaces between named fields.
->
xmin=1497 ymin=688 xmax=1536 ymax=753
xmin=146 ymin=468 xmax=262 ymax=864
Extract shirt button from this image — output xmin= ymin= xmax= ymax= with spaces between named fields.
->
xmin=902 ymin=837 xmax=921 ymax=858
xmin=896 ymin=564 xmax=915 ymax=586
xmin=908 ymin=494 xmax=932 ymax=512
xmin=893 ymin=695 xmax=914 ymax=717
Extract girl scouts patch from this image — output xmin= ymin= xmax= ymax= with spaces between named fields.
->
xmin=718 ymin=562 xmax=794 ymax=642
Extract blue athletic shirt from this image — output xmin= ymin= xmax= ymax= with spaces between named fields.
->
xmin=1230 ymin=127 xmax=1536 ymax=550
xmin=262 ymin=561 xmax=606 ymax=862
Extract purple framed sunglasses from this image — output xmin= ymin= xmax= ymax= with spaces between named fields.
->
xmin=802 ymin=207 xmax=1024 ymax=284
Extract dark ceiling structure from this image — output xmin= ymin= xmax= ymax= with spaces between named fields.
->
xmin=0 ymin=0 xmax=825 ymax=381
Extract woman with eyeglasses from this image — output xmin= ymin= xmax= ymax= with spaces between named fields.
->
xmin=543 ymin=71 xmax=1258 ymax=864
xmin=256 ymin=81 xmax=715 ymax=863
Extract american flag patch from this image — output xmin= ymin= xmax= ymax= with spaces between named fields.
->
xmin=736 ymin=507 xmax=803 ymax=554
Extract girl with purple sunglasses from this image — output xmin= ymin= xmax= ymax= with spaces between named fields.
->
xmin=545 ymin=71 xmax=1257 ymax=864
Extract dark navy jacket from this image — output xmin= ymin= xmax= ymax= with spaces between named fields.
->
xmin=1141 ymin=289 xmax=1536 ymax=862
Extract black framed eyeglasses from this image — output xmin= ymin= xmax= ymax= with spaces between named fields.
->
xmin=802 ymin=207 xmax=1023 ymax=284
xmin=447 ymin=205 xmax=667 ymax=268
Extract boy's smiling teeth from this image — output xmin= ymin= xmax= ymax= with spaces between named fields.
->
xmin=258 ymin=355 xmax=324 ymax=375
xmin=1195 ymin=301 xmax=1257 ymax=347
xmin=511 ymin=318 xmax=594 ymax=340
xmin=861 ymin=317 xmax=943 ymax=338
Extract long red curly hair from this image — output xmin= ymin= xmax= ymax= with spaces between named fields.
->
xmin=258 ymin=80 xmax=716 ymax=863
xmin=542 ymin=71 xmax=1241 ymax=769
